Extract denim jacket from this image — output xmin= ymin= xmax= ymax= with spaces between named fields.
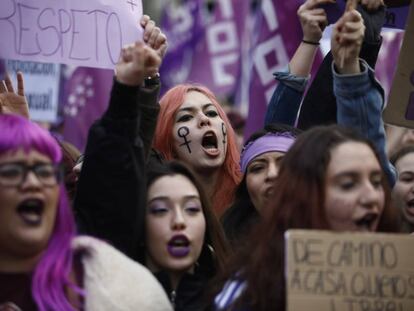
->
xmin=333 ymin=59 xmax=396 ymax=186
xmin=265 ymin=60 xmax=396 ymax=186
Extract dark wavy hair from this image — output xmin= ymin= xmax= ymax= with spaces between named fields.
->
xmin=221 ymin=123 xmax=302 ymax=248
xmin=215 ymin=125 xmax=398 ymax=311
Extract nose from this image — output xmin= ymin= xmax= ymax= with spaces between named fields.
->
xmin=266 ymin=162 xmax=279 ymax=181
xmin=21 ymin=170 xmax=42 ymax=189
xmin=171 ymin=208 xmax=186 ymax=231
xmin=359 ymin=182 xmax=382 ymax=209
xmin=198 ymin=113 xmax=211 ymax=128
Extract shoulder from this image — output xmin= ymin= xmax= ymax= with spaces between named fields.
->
xmin=72 ymin=236 xmax=173 ymax=311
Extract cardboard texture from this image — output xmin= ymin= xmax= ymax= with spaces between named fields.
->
xmin=383 ymin=3 xmax=414 ymax=128
xmin=285 ymin=230 xmax=414 ymax=311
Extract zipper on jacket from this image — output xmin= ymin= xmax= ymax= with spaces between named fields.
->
xmin=170 ymin=290 xmax=176 ymax=308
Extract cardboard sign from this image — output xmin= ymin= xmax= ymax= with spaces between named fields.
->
xmin=286 ymin=230 xmax=414 ymax=311
xmin=0 ymin=0 xmax=143 ymax=69
xmin=320 ymin=0 xmax=410 ymax=29
xmin=383 ymin=3 xmax=414 ymax=128
xmin=6 ymin=60 xmax=60 ymax=122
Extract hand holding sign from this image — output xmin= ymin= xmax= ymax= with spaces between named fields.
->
xmin=298 ymin=0 xmax=334 ymax=44
xmin=140 ymin=15 xmax=168 ymax=60
xmin=331 ymin=6 xmax=365 ymax=74
xmin=0 ymin=72 xmax=30 ymax=119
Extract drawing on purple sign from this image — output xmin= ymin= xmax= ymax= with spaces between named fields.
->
xmin=405 ymin=72 xmax=414 ymax=120
xmin=0 ymin=0 xmax=143 ymax=69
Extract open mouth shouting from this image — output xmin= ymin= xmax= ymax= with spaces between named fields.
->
xmin=167 ymin=234 xmax=190 ymax=258
xmin=201 ymin=131 xmax=219 ymax=157
xmin=17 ymin=198 xmax=45 ymax=226
xmin=354 ymin=212 xmax=379 ymax=232
xmin=405 ymin=198 xmax=414 ymax=217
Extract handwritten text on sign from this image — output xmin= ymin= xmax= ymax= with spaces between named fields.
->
xmin=0 ymin=0 xmax=143 ymax=69
xmin=286 ymin=230 xmax=414 ymax=311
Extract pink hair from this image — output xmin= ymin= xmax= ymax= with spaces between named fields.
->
xmin=153 ymin=84 xmax=241 ymax=215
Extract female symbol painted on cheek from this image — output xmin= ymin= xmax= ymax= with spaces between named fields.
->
xmin=178 ymin=126 xmax=192 ymax=154
xmin=221 ymin=123 xmax=227 ymax=148
xmin=405 ymin=71 xmax=414 ymax=120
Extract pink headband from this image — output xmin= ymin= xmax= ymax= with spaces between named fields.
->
xmin=240 ymin=133 xmax=296 ymax=173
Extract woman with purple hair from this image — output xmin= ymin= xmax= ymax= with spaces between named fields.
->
xmin=0 ymin=114 xmax=172 ymax=310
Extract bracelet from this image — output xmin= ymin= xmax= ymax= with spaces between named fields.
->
xmin=302 ymin=39 xmax=320 ymax=46
xmin=144 ymin=72 xmax=160 ymax=87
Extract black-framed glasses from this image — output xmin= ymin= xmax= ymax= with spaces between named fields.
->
xmin=0 ymin=162 xmax=62 ymax=187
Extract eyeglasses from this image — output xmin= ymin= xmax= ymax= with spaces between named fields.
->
xmin=0 ymin=162 xmax=62 ymax=187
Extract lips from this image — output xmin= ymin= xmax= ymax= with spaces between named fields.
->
xmin=201 ymin=131 xmax=219 ymax=157
xmin=167 ymin=234 xmax=190 ymax=258
xmin=17 ymin=199 xmax=44 ymax=226
xmin=354 ymin=212 xmax=378 ymax=232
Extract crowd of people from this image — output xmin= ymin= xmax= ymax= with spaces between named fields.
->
xmin=0 ymin=0 xmax=412 ymax=310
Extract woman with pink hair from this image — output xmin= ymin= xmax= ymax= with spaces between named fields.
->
xmin=153 ymin=85 xmax=241 ymax=215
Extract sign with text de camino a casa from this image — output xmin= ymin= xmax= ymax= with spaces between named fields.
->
xmin=286 ymin=230 xmax=414 ymax=311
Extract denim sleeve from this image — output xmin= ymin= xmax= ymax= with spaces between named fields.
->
xmin=264 ymin=66 xmax=309 ymax=127
xmin=333 ymin=60 xmax=397 ymax=187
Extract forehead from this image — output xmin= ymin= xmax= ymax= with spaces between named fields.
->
xmin=250 ymin=151 xmax=285 ymax=163
xmin=327 ymin=142 xmax=380 ymax=175
xmin=0 ymin=149 xmax=51 ymax=164
xmin=179 ymin=91 xmax=215 ymax=110
xmin=148 ymin=174 xmax=200 ymax=200
xmin=396 ymin=152 xmax=414 ymax=172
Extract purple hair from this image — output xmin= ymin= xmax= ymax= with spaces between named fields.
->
xmin=0 ymin=114 xmax=78 ymax=310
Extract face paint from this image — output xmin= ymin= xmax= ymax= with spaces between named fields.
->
xmin=221 ymin=123 xmax=227 ymax=149
xmin=178 ymin=126 xmax=192 ymax=154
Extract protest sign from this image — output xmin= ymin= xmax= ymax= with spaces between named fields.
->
xmin=0 ymin=0 xmax=143 ymax=69
xmin=286 ymin=230 xmax=414 ymax=311
xmin=383 ymin=2 xmax=414 ymax=128
xmin=6 ymin=60 xmax=60 ymax=122
xmin=320 ymin=0 xmax=410 ymax=30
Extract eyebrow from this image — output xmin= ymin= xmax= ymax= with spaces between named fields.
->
xmin=148 ymin=195 xmax=200 ymax=204
xmin=177 ymin=103 xmax=215 ymax=113
xmin=333 ymin=170 xmax=382 ymax=179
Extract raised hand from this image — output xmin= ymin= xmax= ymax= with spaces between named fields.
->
xmin=298 ymin=0 xmax=335 ymax=44
xmin=331 ymin=9 xmax=365 ymax=74
xmin=0 ymin=72 xmax=30 ymax=119
xmin=140 ymin=15 xmax=168 ymax=60
xmin=115 ymin=42 xmax=161 ymax=86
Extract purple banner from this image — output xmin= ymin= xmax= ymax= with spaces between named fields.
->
xmin=62 ymin=66 xmax=113 ymax=151
xmin=160 ymin=0 xmax=250 ymax=97
xmin=244 ymin=0 xmax=322 ymax=138
xmin=376 ymin=32 xmax=404 ymax=99
xmin=322 ymin=0 xmax=410 ymax=29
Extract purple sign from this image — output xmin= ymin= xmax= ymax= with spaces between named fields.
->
xmin=62 ymin=66 xmax=113 ymax=151
xmin=321 ymin=0 xmax=410 ymax=29
xmin=0 ymin=0 xmax=143 ymax=69
xmin=244 ymin=0 xmax=322 ymax=138
xmin=160 ymin=0 xmax=250 ymax=97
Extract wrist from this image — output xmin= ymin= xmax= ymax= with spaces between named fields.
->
xmin=302 ymin=39 xmax=320 ymax=46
